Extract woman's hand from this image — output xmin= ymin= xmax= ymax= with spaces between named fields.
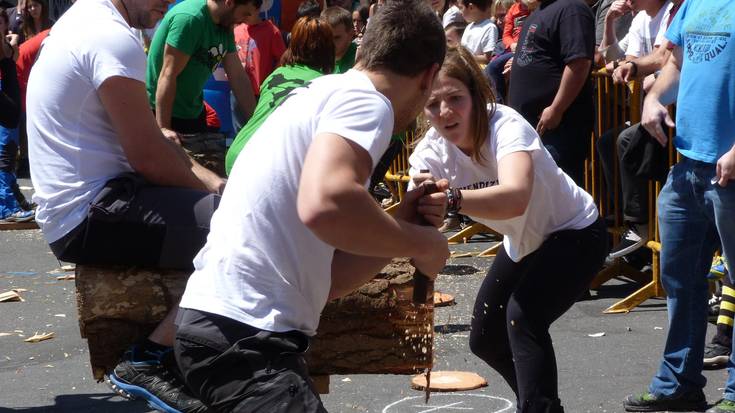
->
xmin=396 ymin=178 xmax=449 ymax=228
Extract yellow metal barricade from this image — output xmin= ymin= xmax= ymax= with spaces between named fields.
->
xmin=603 ymin=119 xmax=677 ymax=313
xmin=383 ymin=130 xmax=417 ymax=203
xmin=586 ymin=70 xmax=684 ymax=314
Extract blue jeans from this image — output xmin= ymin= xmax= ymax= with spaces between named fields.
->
xmin=484 ymin=52 xmax=513 ymax=103
xmin=649 ymin=157 xmax=735 ymax=397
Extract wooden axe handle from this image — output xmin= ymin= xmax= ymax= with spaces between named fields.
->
xmin=413 ymin=180 xmax=439 ymax=304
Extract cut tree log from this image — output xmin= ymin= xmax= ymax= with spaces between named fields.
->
xmin=305 ymin=258 xmax=433 ymax=375
xmin=74 ymin=258 xmax=434 ymax=381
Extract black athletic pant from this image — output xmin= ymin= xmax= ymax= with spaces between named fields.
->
xmin=49 ymin=173 xmax=219 ymax=270
xmin=469 ymin=217 xmax=607 ymax=413
xmin=597 ymin=123 xmax=650 ymax=224
xmin=174 ymin=309 xmax=327 ymax=413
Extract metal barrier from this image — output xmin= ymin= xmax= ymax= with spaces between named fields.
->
xmin=383 ymin=131 xmax=417 ymax=202
xmin=587 ymin=71 xmax=680 ymax=313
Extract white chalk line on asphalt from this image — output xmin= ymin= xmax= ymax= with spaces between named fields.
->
xmin=382 ymin=393 xmax=514 ymax=413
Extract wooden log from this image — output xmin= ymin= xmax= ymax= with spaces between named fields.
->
xmin=180 ymin=132 xmax=226 ymax=177
xmin=305 ymin=258 xmax=434 ymax=375
xmin=0 ymin=221 xmax=39 ymax=231
xmin=74 ymin=258 xmax=433 ymax=381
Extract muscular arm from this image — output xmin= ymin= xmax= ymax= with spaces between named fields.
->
xmin=155 ymin=44 xmax=190 ymax=130
xmin=537 ymin=58 xmax=591 ymax=134
xmin=613 ymin=42 xmax=672 ymax=84
xmin=99 ymin=76 xmax=224 ymax=193
xmin=456 ymin=151 xmax=534 ymax=221
xmin=634 ymin=42 xmax=671 ymax=77
xmin=222 ymin=52 xmax=256 ymax=120
xmin=298 ymin=133 xmax=449 ymax=300
xmin=641 ymin=45 xmax=681 ymax=145
xmin=599 ymin=0 xmax=630 ymax=63
xmin=555 ymin=58 xmax=592 ymax=113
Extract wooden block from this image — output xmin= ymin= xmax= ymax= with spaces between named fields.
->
xmin=311 ymin=375 xmax=330 ymax=394
xmin=75 ymin=258 xmax=434 ymax=381
xmin=433 ymin=292 xmax=455 ymax=307
xmin=0 ymin=221 xmax=39 ymax=231
xmin=180 ymin=132 xmax=226 ymax=177
xmin=306 ymin=258 xmax=434 ymax=375
xmin=74 ymin=265 xmax=189 ymax=380
xmin=411 ymin=371 xmax=488 ymax=392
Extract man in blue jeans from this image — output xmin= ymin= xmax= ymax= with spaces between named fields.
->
xmin=622 ymin=0 xmax=735 ymax=411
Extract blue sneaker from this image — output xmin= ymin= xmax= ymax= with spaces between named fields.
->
xmin=2 ymin=209 xmax=35 ymax=223
xmin=106 ymin=346 xmax=209 ymax=413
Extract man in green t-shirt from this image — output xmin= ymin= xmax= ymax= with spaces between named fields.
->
xmin=320 ymin=6 xmax=356 ymax=74
xmin=147 ymin=0 xmax=260 ymax=140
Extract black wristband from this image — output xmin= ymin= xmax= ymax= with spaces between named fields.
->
xmin=625 ymin=60 xmax=638 ymax=77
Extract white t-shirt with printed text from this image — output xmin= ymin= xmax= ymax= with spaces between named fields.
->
xmin=27 ymin=0 xmax=143 ymax=243
xmin=461 ymin=19 xmax=499 ymax=56
xmin=409 ymin=105 xmax=598 ymax=262
xmin=180 ymin=70 xmax=394 ymax=336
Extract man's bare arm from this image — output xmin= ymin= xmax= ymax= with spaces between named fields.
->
xmin=641 ymin=45 xmax=681 ymax=145
xmin=536 ymin=58 xmax=592 ymax=135
xmin=298 ymin=133 xmax=450 ymax=298
xmin=98 ymin=76 xmax=224 ymax=193
xmin=222 ymin=52 xmax=256 ymax=120
xmin=155 ymin=44 xmax=190 ymax=131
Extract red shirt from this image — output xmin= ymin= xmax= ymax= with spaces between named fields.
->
xmin=502 ymin=2 xmax=530 ymax=50
xmin=234 ymin=20 xmax=286 ymax=96
xmin=16 ymin=29 xmax=50 ymax=111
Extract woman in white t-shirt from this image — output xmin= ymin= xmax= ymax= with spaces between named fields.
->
xmin=409 ymin=47 xmax=607 ymax=413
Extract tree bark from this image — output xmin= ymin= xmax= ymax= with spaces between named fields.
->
xmin=74 ymin=258 xmax=434 ymax=381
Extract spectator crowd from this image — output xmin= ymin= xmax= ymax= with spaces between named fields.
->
xmin=1 ymin=0 xmax=734 ymax=411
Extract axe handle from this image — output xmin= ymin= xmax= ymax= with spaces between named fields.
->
xmin=413 ymin=180 xmax=439 ymax=304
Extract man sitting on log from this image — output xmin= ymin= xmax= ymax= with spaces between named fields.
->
xmin=25 ymin=0 xmax=226 ymax=411
xmin=173 ymin=0 xmax=451 ymax=411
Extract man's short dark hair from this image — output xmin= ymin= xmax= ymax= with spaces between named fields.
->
xmin=356 ymin=0 xmax=446 ymax=76
xmin=320 ymin=6 xmax=351 ymax=31
xmin=297 ymin=0 xmax=321 ymax=18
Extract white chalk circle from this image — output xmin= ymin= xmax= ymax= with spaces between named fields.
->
xmin=382 ymin=393 xmax=514 ymax=413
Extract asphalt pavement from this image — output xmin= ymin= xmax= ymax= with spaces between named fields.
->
xmin=0 ymin=179 xmax=730 ymax=412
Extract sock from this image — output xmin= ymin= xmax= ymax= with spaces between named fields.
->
xmin=714 ymin=280 xmax=735 ymax=348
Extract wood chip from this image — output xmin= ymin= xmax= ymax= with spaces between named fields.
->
xmin=56 ymin=274 xmax=75 ymax=281
xmin=0 ymin=290 xmax=23 ymax=302
xmin=0 ymin=332 xmax=13 ymax=337
xmin=61 ymin=265 xmax=75 ymax=271
xmin=449 ymin=252 xmax=474 ymax=259
xmin=411 ymin=371 xmax=488 ymax=392
xmin=24 ymin=332 xmax=54 ymax=343
xmin=433 ymin=292 xmax=455 ymax=307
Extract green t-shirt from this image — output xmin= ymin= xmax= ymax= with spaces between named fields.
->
xmin=225 ymin=64 xmax=324 ymax=174
xmin=333 ymin=42 xmax=357 ymax=74
xmin=146 ymin=0 xmax=236 ymax=119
